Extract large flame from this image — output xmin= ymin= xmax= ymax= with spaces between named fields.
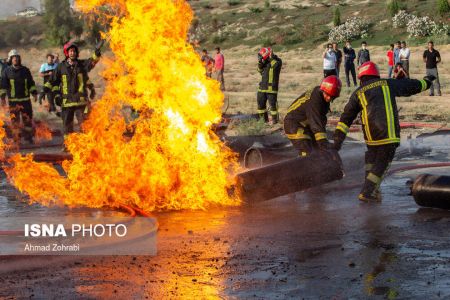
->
xmin=4 ymin=0 xmax=240 ymax=211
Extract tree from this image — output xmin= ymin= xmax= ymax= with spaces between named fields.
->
xmin=44 ymin=0 xmax=83 ymax=46
xmin=387 ymin=0 xmax=400 ymax=17
xmin=333 ymin=7 xmax=341 ymax=27
xmin=437 ymin=0 xmax=450 ymax=16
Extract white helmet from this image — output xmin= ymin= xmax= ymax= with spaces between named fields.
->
xmin=8 ymin=49 xmax=20 ymax=60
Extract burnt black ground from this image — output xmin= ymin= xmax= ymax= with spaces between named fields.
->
xmin=0 ymin=138 xmax=449 ymax=299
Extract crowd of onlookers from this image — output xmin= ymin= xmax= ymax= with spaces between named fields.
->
xmin=323 ymin=40 xmax=442 ymax=96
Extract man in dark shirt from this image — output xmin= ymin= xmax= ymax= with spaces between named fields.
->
xmin=343 ymin=41 xmax=357 ymax=87
xmin=333 ymin=42 xmax=342 ymax=78
xmin=357 ymin=41 xmax=370 ymax=66
xmin=423 ymin=41 xmax=441 ymax=96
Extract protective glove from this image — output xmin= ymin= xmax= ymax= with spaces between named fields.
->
xmin=54 ymin=93 xmax=62 ymax=107
xmin=423 ymin=75 xmax=436 ymax=82
xmin=333 ymin=130 xmax=346 ymax=151
xmin=94 ymin=48 xmax=102 ymax=58
xmin=94 ymin=39 xmax=104 ymax=58
xmin=317 ymin=139 xmax=331 ymax=151
xmin=89 ymin=87 xmax=96 ymax=100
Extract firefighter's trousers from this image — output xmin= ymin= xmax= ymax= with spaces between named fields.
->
xmin=257 ymin=92 xmax=278 ymax=123
xmin=361 ymin=143 xmax=399 ymax=197
xmin=284 ymin=119 xmax=318 ymax=156
xmin=62 ymin=105 xmax=86 ymax=137
xmin=9 ymin=100 xmax=33 ymax=142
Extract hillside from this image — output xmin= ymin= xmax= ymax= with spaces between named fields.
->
xmin=189 ymin=0 xmax=449 ymax=50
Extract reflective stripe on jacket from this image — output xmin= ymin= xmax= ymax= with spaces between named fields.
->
xmin=48 ymin=57 xmax=97 ymax=108
xmin=258 ymin=55 xmax=282 ymax=94
xmin=336 ymin=78 xmax=429 ymax=146
xmin=0 ymin=65 xmax=36 ymax=102
xmin=284 ymin=86 xmax=329 ymax=141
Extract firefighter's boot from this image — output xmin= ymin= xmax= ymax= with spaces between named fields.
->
xmin=259 ymin=111 xmax=269 ymax=123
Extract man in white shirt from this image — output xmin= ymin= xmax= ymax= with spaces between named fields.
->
xmin=323 ymin=43 xmax=337 ymax=78
xmin=399 ymin=41 xmax=410 ymax=76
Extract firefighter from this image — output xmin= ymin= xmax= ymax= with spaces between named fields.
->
xmin=333 ymin=62 xmax=435 ymax=202
xmin=0 ymin=49 xmax=38 ymax=143
xmin=284 ymin=75 xmax=342 ymax=156
xmin=46 ymin=42 xmax=100 ymax=141
xmin=0 ymin=57 xmax=7 ymax=106
xmin=257 ymin=47 xmax=282 ymax=124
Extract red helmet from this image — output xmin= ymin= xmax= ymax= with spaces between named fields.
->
xmin=258 ymin=47 xmax=272 ymax=61
xmin=320 ymin=75 xmax=342 ymax=97
xmin=358 ymin=61 xmax=380 ymax=79
xmin=63 ymin=42 xmax=79 ymax=58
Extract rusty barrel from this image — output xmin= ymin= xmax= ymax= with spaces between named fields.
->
xmin=412 ymin=174 xmax=450 ymax=210
xmin=236 ymin=150 xmax=344 ymax=203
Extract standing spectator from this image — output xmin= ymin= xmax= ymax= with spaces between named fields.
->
xmin=343 ymin=41 xmax=357 ymax=87
xmin=393 ymin=63 xmax=408 ymax=79
xmin=357 ymin=41 xmax=370 ymax=66
xmin=53 ymin=53 xmax=60 ymax=64
xmin=393 ymin=41 xmax=401 ymax=65
xmin=214 ymin=47 xmax=225 ymax=91
xmin=423 ymin=41 xmax=441 ymax=96
xmin=39 ymin=53 xmax=58 ymax=112
xmin=0 ymin=57 xmax=7 ymax=106
xmin=333 ymin=42 xmax=342 ymax=78
xmin=323 ymin=43 xmax=337 ymax=78
xmin=201 ymin=49 xmax=214 ymax=78
xmin=399 ymin=41 xmax=410 ymax=75
xmin=387 ymin=44 xmax=395 ymax=78
xmin=0 ymin=50 xmax=38 ymax=144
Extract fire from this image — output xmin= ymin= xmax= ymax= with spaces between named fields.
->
xmin=34 ymin=121 xmax=53 ymax=143
xmin=4 ymin=0 xmax=240 ymax=211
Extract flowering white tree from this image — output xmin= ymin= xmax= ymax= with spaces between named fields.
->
xmin=392 ymin=11 xmax=450 ymax=38
xmin=328 ymin=17 xmax=369 ymax=42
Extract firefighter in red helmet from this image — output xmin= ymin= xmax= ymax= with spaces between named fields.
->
xmin=257 ymin=47 xmax=282 ymax=124
xmin=46 ymin=42 xmax=100 ymax=144
xmin=284 ymin=75 xmax=342 ymax=156
xmin=333 ymin=61 xmax=435 ymax=202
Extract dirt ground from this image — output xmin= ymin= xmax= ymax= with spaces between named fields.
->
xmin=221 ymin=44 xmax=450 ymax=122
xmin=0 ymin=131 xmax=449 ymax=299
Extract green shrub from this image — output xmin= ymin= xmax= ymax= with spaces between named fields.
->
xmin=249 ymin=7 xmax=263 ymax=13
xmin=333 ymin=7 xmax=341 ymax=27
xmin=387 ymin=0 xmax=406 ymax=17
xmin=437 ymin=0 xmax=450 ymax=16
xmin=212 ymin=34 xmax=226 ymax=44
xmin=227 ymin=0 xmax=241 ymax=6
xmin=235 ymin=118 xmax=267 ymax=136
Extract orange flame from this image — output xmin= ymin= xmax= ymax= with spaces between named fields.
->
xmin=34 ymin=121 xmax=53 ymax=143
xmin=4 ymin=0 xmax=240 ymax=211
